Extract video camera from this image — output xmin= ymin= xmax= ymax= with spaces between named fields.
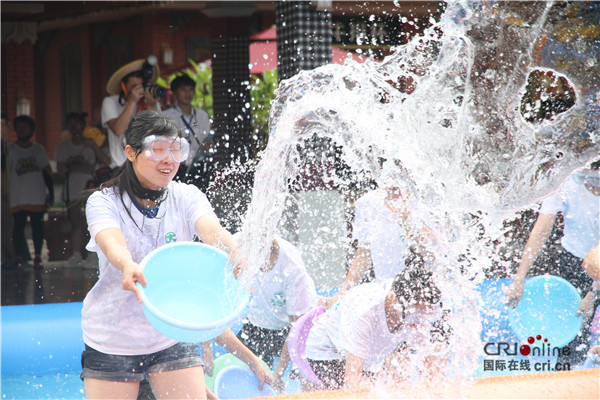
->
xmin=141 ymin=55 xmax=166 ymax=98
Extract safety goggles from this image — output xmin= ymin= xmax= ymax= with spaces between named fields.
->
xmin=141 ymin=135 xmax=190 ymax=163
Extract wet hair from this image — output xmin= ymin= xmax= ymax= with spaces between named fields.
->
xmin=79 ymin=111 xmax=182 ymax=226
xmin=392 ymin=246 xmax=441 ymax=306
xmin=13 ymin=115 xmax=36 ymax=132
xmin=170 ymin=75 xmax=196 ymax=92
xmin=65 ymin=112 xmax=88 ymax=125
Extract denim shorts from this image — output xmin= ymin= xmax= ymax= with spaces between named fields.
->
xmin=80 ymin=342 xmax=203 ymax=382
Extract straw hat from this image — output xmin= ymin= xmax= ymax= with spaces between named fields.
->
xmin=105 ymin=59 xmax=160 ymax=95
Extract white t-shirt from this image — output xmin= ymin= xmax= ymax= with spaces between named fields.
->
xmin=82 ymin=181 xmax=213 ymax=355
xmin=305 ymin=281 xmax=430 ymax=373
xmin=6 ymin=142 xmax=50 ymax=211
xmin=101 ymin=95 xmax=161 ymax=168
xmin=247 ymin=237 xmax=318 ymax=330
xmin=353 ymin=189 xmax=411 ymax=280
xmin=539 ymin=174 xmax=600 ymax=259
xmin=163 ymin=106 xmax=211 ymax=167
xmin=55 ymin=140 xmax=96 ymax=202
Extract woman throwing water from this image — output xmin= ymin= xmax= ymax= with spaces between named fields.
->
xmin=80 ymin=111 xmax=271 ymax=399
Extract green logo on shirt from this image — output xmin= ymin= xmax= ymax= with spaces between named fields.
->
xmin=165 ymin=232 xmax=177 ymax=243
xmin=270 ymin=291 xmax=286 ymax=307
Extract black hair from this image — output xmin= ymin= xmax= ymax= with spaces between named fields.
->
xmin=391 ymin=246 xmax=441 ymax=307
xmin=170 ymin=75 xmax=196 ymax=92
xmin=65 ymin=112 xmax=88 ymax=125
xmin=79 ymin=111 xmax=182 ymax=227
xmin=13 ymin=115 xmax=36 ymax=132
xmin=589 ymin=158 xmax=600 ymax=171
xmin=1 ymin=111 xmax=8 ymax=123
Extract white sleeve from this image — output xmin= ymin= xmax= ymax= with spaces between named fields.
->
xmin=178 ymin=183 xmax=215 ymax=231
xmin=101 ymin=96 xmax=120 ymax=127
xmin=539 ymin=189 xmax=565 ymax=215
xmin=85 ymin=190 xmax=122 ymax=251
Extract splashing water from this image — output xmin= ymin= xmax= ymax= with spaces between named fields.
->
xmin=221 ymin=0 xmax=599 ymax=389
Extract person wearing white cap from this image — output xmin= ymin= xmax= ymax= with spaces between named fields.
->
xmin=102 ymin=57 xmax=162 ymax=169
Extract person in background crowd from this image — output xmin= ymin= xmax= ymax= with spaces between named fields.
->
xmin=6 ymin=115 xmax=54 ymax=270
xmin=164 ymin=75 xmax=213 ymax=186
xmin=56 ymin=112 xmax=110 ymax=268
xmin=102 ymin=58 xmax=161 ymax=169
xmin=1 ymin=111 xmax=18 ymax=269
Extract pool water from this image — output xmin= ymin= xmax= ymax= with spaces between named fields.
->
xmin=2 ymin=372 xmax=84 ymax=399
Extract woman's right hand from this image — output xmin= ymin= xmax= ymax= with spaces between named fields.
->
xmin=121 ymin=261 xmax=147 ymax=303
xmin=505 ymin=278 xmax=525 ymax=309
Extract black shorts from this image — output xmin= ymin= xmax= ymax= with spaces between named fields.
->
xmin=80 ymin=342 xmax=203 ymax=382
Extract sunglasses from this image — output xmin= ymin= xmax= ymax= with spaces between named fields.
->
xmin=141 ymin=135 xmax=190 ymax=163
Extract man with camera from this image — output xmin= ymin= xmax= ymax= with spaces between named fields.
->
xmin=102 ymin=57 xmax=164 ymax=168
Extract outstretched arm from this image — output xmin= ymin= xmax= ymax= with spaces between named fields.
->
xmin=94 ymin=227 xmax=147 ymax=302
xmin=505 ymin=213 xmax=556 ymax=308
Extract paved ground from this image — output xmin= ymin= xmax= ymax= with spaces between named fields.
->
xmin=1 ymin=249 xmax=98 ymax=306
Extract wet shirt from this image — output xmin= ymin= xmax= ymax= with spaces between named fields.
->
xmin=247 ymin=237 xmax=318 ymax=330
xmin=540 ymin=174 xmax=600 ymax=258
xmin=6 ymin=142 xmax=50 ymax=212
xmin=305 ymin=281 xmax=429 ymax=373
xmin=55 ymin=140 xmax=96 ymax=202
xmin=82 ymin=181 xmax=213 ymax=355
xmin=353 ymin=189 xmax=410 ymax=280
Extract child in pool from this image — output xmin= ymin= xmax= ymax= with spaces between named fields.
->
xmin=236 ymin=236 xmax=319 ymax=391
xmin=305 ymin=247 xmax=450 ymax=390
xmin=80 ymin=110 xmax=271 ymax=399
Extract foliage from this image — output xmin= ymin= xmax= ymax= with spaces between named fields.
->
xmin=250 ymin=69 xmax=279 ymax=155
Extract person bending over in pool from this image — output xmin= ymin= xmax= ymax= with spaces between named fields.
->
xmin=321 ymin=165 xmax=435 ymax=310
xmin=305 ymin=247 xmax=450 ymax=390
xmin=80 ymin=110 xmax=271 ymax=399
xmin=236 ymin=236 xmax=319 ymax=392
xmin=505 ymin=158 xmax=600 ymax=366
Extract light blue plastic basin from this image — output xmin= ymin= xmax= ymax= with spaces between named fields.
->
xmin=136 ymin=242 xmax=249 ymax=343
xmin=508 ymin=275 xmax=582 ymax=348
